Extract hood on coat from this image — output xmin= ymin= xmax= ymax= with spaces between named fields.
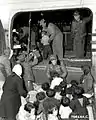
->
xmin=12 ymin=64 xmax=22 ymax=78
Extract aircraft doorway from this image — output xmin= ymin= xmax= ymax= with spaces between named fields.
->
xmin=11 ymin=8 xmax=93 ymax=67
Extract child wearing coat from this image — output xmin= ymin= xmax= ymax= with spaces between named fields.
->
xmin=43 ymin=89 xmax=60 ymax=120
xmin=50 ymin=72 xmax=63 ymax=89
xmin=41 ymin=30 xmax=52 ymax=60
xmin=59 ymin=96 xmax=72 ymax=120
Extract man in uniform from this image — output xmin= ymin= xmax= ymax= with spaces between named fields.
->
xmin=71 ymin=10 xmax=92 ymax=58
xmin=39 ymin=18 xmax=63 ymax=60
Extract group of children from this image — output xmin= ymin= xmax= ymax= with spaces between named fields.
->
xmin=17 ymin=67 xmax=94 ymax=120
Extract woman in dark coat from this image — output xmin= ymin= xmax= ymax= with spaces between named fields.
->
xmin=0 ymin=64 xmax=27 ymax=120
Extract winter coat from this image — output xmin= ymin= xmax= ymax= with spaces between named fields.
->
xmin=80 ymin=73 xmax=94 ymax=94
xmin=0 ymin=72 xmax=27 ymax=118
xmin=69 ymin=96 xmax=89 ymax=120
xmin=71 ymin=14 xmax=92 ymax=58
xmin=46 ymin=61 xmax=67 ymax=80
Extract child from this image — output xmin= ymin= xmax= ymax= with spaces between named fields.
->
xmin=26 ymin=90 xmax=37 ymax=103
xmin=54 ymin=85 xmax=62 ymax=101
xmin=59 ymin=96 xmax=72 ymax=120
xmin=24 ymin=102 xmax=36 ymax=120
xmin=66 ymin=80 xmax=79 ymax=100
xmin=43 ymin=89 xmax=60 ymax=120
xmin=33 ymin=83 xmax=43 ymax=92
xmin=26 ymin=83 xmax=43 ymax=104
xmin=41 ymin=82 xmax=50 ymax=92
xmin=48 ymin=106 xmax=59 ymax=120
xmin=41 ymin=31 xmax=52 ymax=59
xmin=17 ymin=97 xmax=35 ymax=120
xmin=69 ymin=86 xmax=89 ymax=120
xmin=35 ymin=92 xmax=46 ymax=120
xmin=32 ymin=47 xmax=43 ymax=63
xmin=50 ymin=71 xmax=63 ymax=89
xmin=60 ymin=80 xmax=67 ymax=97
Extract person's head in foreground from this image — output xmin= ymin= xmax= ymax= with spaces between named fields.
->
xmin=36 ymin=91 xmax=46 ymax=102
xmin=41 ymin=82 xmax=50 ymax=91
xmin=74 ymin=86 xmax=84 ymax=98
xmin=61 ymin=96 xmax=70 ymax=107
xmin=46 ymin=89 xmax=56 ymax=98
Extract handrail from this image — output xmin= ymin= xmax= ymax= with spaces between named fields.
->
xmin=63 ymin=31 xmax=92 ymax=35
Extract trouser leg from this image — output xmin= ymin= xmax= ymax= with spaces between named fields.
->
xmin=53 ymin=33 xmax=63 ymax=60
xmin=43 ymin=46 xmax=48 ymax=59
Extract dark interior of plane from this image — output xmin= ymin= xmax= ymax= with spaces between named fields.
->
xmin=11 ymin=8 xmax=92 ymax=58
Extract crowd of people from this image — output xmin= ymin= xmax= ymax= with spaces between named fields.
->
xmin=0 ymin=46 xmax=94 ymax=120
xmin=0 ymin=10 xmax=94 ymax=120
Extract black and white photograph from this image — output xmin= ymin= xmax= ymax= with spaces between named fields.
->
xmin=0 ymin=0 xmax=96 ymax=120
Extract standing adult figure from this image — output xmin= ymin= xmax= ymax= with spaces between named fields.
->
xmin=46 ymin=55 xmax=68 ymax=83
xmin=79 ymin=65 xmax=94 ymax=95
xmin=17 ymin=51 xmax=38 ymax=92
xmin=39 ymin=18 xmax=64 ymax=60
xmin=0 ymin=64 xmax=27 ymax=120
xmin=0 ymin=48 xmax=11 ymax=98
xmin=71 ymin=10 xmax=92 ymax=58
xmin=0 ymin=47 xmax=11 ymax=78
